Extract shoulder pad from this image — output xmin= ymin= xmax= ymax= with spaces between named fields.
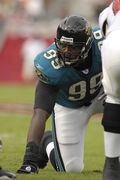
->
xmin=34 ymin=43 xmax=56 ymax=84
xmin=99 ymin=7 xmax=109 ymax=36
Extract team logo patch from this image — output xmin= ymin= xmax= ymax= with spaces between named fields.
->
xmin=35 ymin=67 xmax=48 ymax=83
xmin=85 ymin=24 xmax=92 ymax=35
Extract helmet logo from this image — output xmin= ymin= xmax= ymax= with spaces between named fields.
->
xmin=60 ymin=36 xmax=73 ymax=43
xmin=85 ymin=24 xmax=92 ymax=35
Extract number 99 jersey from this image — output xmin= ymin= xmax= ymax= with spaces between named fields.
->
xmin=34 ymin=27 xmax=104 ymax=108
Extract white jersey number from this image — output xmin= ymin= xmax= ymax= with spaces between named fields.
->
xmin=68 ymin=73 xmax=102 ymax=101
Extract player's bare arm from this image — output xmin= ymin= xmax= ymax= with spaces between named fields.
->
xmin=27 ymin=108 xmax=50 ymax=146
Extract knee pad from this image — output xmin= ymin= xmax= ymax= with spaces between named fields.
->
xmin=65 ymin=158 xmax=84 ymax=172
xmin=102 ymin=103 xmax=120 ymax=133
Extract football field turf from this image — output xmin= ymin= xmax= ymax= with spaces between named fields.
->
xmin=0 ymin=83 xmax=104 ymax=180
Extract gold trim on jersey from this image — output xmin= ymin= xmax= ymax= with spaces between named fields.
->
xmin=35 ymin=67 xmax=48 ymax=83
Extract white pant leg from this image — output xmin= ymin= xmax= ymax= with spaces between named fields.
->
xmin=101 ymin=30 xmax=120 ymax=104
xmin=54 ymin=91 xmax=104 ymax=172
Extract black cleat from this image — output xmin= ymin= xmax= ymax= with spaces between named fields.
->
xmin=38 ymin=131 xmax=52 ymax=169
xmin=103 ymin=157 xmax=120 ymax=180
xmin=17 ymin=162 xmax=39 ymax=174
xmin=0 ymin=167 xmax=17 ymax=179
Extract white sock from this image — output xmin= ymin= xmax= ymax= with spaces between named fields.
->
xmin=104 ymin=131 xmax=120 ymax=157
xmin=46 ymin=142 xmax=54 ymax=159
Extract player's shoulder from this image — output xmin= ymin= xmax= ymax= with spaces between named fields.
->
xmin=34 ymin=43 xmax=65 ymax=84
xmin=92 ymin=26 xmax=104 ymax=43
xmin=35 ymin=43 xmax=56 ymax=64
xmin=92 ymin=26 xmax=101 ymax=33
xmin=92 ymin=26 xmax=104 ymax=54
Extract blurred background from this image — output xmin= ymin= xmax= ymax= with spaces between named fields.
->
xmin=0 ymin=0 xmax=112 ymax=83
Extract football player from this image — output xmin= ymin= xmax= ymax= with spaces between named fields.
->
xmin=99 ymin=0 xmax=120 ymax=179
xmin=17 ymin=15 xmax=104 ymax=173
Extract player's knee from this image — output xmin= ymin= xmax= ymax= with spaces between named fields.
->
xmin=102 ymin=103 xmax=120 ymax=133
xmin=65 ymin=158 xmax=84 ymax=172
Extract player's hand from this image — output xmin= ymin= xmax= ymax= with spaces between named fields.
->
xmin=17 ymin=161 xmax=39 ymax=174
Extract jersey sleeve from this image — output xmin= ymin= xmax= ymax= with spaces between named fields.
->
xmin=34 ymin=64 xmax=49 ymax=84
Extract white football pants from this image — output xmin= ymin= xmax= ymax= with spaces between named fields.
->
xmin=101 ymin=30 xmax=120 ymax=104
xmin=53 ymin=89 xmax=104 ymax=172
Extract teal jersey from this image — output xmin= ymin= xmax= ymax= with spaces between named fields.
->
xmin=34 ymin=27 xmax=104 ymax=108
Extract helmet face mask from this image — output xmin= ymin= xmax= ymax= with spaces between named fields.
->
xmin=55 ymin=39 xmax=83 ymax=65
xmin=55 ymin=15 xmax=93 ymax=68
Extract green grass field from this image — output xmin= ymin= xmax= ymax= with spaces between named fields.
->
xmin=0 ymin=83 xmax=105 ymax=180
